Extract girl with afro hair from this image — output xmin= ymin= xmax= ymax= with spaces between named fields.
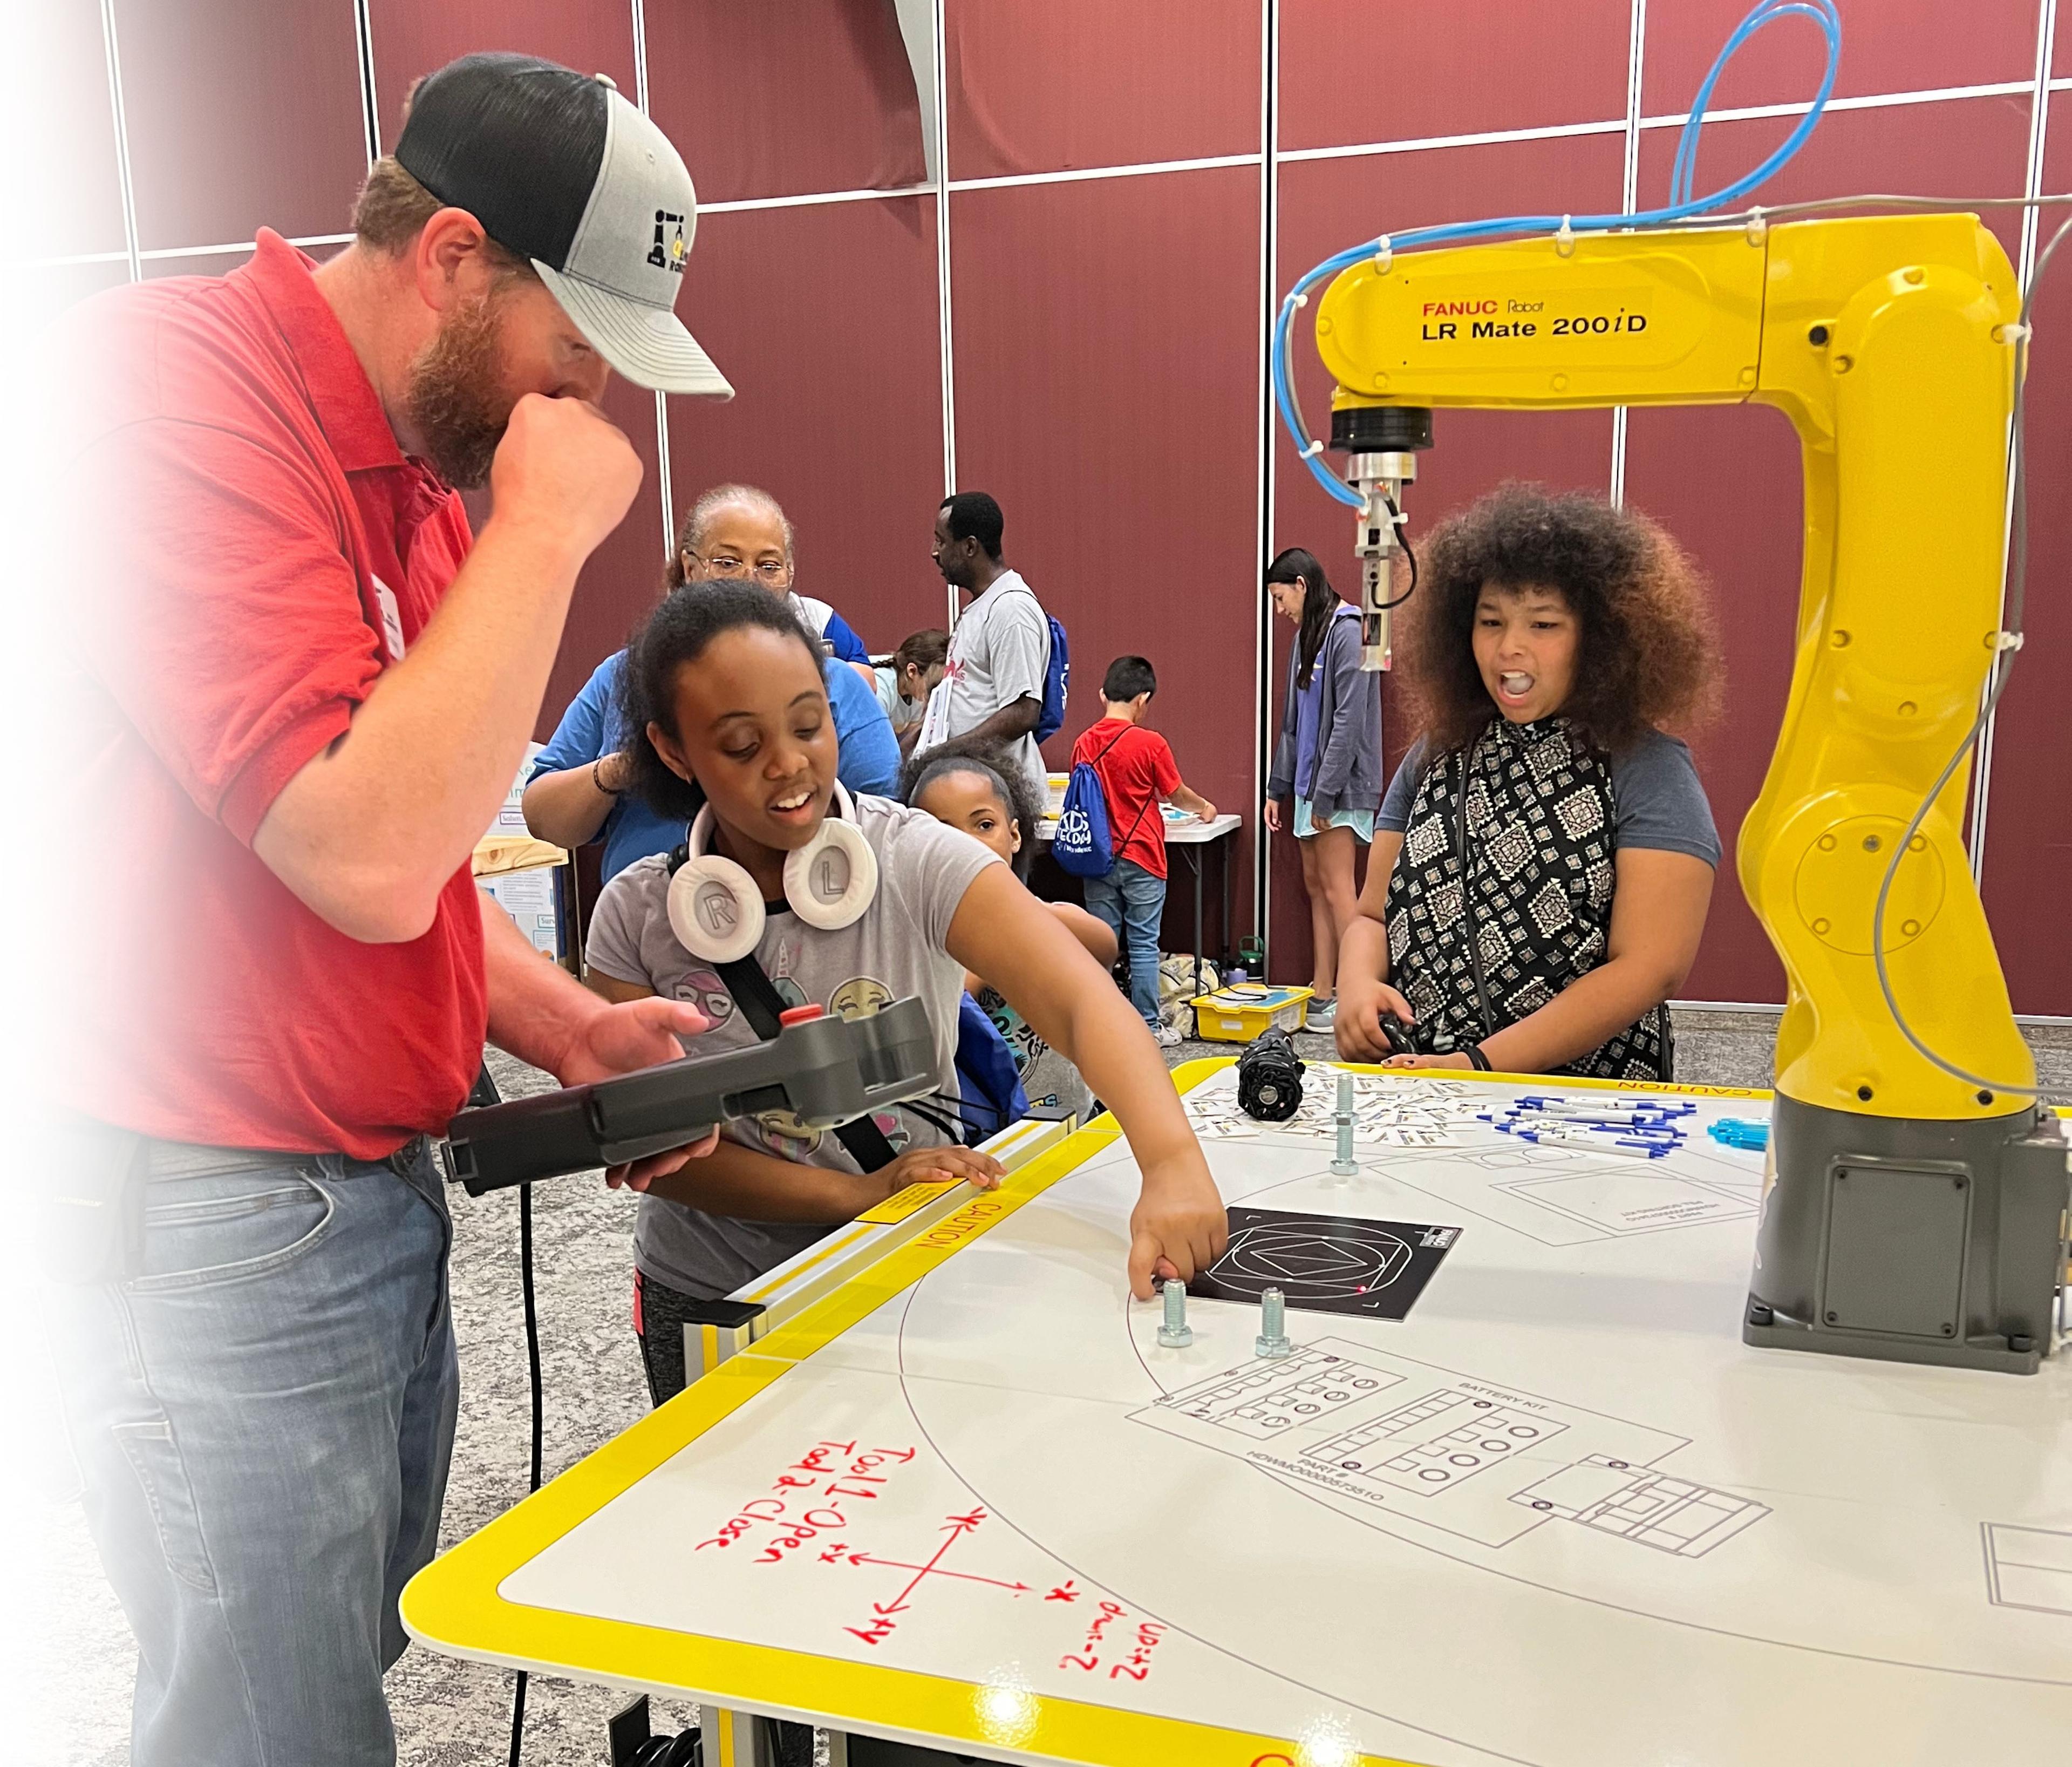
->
xmin=1334 ymin=484 xmax=1723 ymax=1081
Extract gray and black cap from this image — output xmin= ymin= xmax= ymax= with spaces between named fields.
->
xmin=396 ymin=52 xmax=732 ymax=398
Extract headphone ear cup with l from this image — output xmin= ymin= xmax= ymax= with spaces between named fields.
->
xmin=784 ymin=814 xmax=878 ymax=931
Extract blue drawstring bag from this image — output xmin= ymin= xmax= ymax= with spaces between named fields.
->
xmin=1052 ymin=726 xmax=1132 ymax=879
xmin=955 ymin=991 xmax=1028 ymax=1144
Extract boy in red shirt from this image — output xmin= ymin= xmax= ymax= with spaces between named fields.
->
xmin=1071 ymin=657 xmax=1217 ymax=1044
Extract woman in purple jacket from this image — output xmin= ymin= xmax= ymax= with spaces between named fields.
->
xmin=1265 ymin=547 xmax=1384 ymax=1034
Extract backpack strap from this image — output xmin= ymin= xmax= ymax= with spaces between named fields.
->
xmin=712 ymin=956 xmax=900 ymax=1174
xmin=1087 ymin=725 xmax=1156 ymax=856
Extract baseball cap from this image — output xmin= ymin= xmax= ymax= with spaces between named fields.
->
xmin=396 ymin=52 xmax=732 ymax=398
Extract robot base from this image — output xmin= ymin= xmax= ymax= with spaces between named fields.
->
xmin=1743 ymin=1094 xmax=2069 ymax=1377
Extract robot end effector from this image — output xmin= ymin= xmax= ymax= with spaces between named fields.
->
xmin=1332 ymin=405 xmax=1434 ymax=672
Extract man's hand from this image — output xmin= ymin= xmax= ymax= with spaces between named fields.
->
xmin=1335 ymin=979 xmax=1416 ymax=1061
xmin=1194 ymin=800 xmax=1217 ymax=824
xmin=488 ymin=393 xmax=643 ymax=563
xmin=553 ymin=996 xmax=720 ymax=1188
xmin=1264 ymin=798 xmax=1285 ymax=834
xmin=1127 ymin=1150 xmax=1228 ymax=1300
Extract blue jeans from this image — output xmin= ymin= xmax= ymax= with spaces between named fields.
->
xmin=49 ymin=1137 xmax=458 ymax=1767
xmin=1083 ymin=857 xmax=1168 ymax=1028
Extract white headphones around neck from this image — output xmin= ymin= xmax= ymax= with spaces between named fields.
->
xmin=665 ymin=781 xmax=879 ymax=963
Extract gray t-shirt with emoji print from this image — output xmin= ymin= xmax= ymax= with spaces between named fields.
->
xmin=584 ymin=794 xmax=1001 ymax=1299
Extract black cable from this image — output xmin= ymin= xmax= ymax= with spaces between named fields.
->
xmin=1378 ymin=492 xmax=1420 ymax=611
xmin=507 ymin=1180 xmax=544 ymax=1767
xmin=1869 ymin=209 xmax=2072 ymax=1097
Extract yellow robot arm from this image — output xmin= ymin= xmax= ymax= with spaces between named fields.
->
xmin=1313 ymin=213 xmax=2035 ymax=1126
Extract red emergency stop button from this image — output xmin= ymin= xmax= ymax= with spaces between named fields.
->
xmin=779 ymin=1004 xmax=825 ymax=1027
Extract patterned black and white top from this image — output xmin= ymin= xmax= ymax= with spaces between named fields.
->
xmin=1377 ymin=718 xmax=1720 ymax=1082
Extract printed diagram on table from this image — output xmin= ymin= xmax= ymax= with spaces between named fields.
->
xmin=1983 ymin=1524 xmax=2072 ymax=1617
xmin=1187 ymin=1206 xmax=1462 ymax=1321
xmin=1132 ymin=1337 xmax=1768 ymax=1556
xmin=1181 ymin=1068 xmax=1765 ymax=1245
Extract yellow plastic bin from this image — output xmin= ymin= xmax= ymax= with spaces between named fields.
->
xmin=1189 ymin=983 xmax=1314 ymax=1043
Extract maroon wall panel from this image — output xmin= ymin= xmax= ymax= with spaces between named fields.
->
xmin=1642 ymin=0 xmax=2039 ymax=114
xmin=366 ymin=0 xmax=636 ymax=154
xmin=945 ymin=0 xmax=1260 ymax=178
xmin=1635 ymin=95 xmax=2034 ymax=262
xmin=1980 ymin=90 xmax=2072 ymax=1014
xmin=655 ymin=197 xmax=944 ymax=672
xmin=30 ymin=0 xmax=126 ymax=261
xmin=952 ymin=167 xmax=1263 ymax=939
xmin=1280 ymin=0 xmax=1631 ymax=150
xmin=1269 ymin=132 xmax=1624 ymax=984
xmin=647 ymin=0 xmax=925 ymax=203
xmin=1626 ymin=95 xmax=2034 ymax=1003
xmin=113 ymin=0 xmax=364 ymax=250
xmin=1623 ymin=403 xmax=1793 ymax=1005
xmin=538 ymin=376 xmax=670 ymax=742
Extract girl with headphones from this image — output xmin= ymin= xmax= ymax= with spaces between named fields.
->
xmin=582 ymin=583 xmax=1227 ymax=1411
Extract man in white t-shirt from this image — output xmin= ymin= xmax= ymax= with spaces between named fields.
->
xmin=917 ymin=490 xmax=1050 ymax=791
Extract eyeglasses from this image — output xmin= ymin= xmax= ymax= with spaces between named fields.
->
xmin=691 ymin=554 xmax=792 ymax=583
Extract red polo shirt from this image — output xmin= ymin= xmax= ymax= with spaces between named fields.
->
xmin=54 ymin=229 xmax=486 ymax=1158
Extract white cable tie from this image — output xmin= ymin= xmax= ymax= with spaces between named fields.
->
xmin=1554 ymin=215 xmax=1576 ymax=257
xmin=1300 ymin=440 xmax=1324 ymax=460
xmin=1293 ymin=290 xmax=1310 ymax=309
xmin=1994 ymin=321 xmax=2031 ymax=344
xmin=1746 ymin=206 xmax=1768 ymax=246
xmin=1991 ymin=630 xmax=2025 ymax=651
xmin=1373 ymin=234 xmax=1393 ymax=274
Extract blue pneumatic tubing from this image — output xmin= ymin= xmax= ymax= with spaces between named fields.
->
xmin=1272 ymin=0 xmax=1842 ymax=507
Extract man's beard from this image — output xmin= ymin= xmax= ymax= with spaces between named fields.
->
xmin=403 ymin=291 xmax=516 ymax=490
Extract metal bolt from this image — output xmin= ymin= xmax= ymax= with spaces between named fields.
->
xmin=1824 ymin=1310 xmax=1838 ymax=1325
xmin=1808 ymin=324 xmax=1830 ymax=345
xmin=1257 ymin=1287 xmax=1293 ymax=1360
xmin=1157 ymin=1279 xmax=1193 ymax=1348
xmin=1863 ymin=835 xmax=1881 ymax=852
xmin=1976 ymin=1091 xmax=1993 ymax=1107
xmin=1857 ymin=1085 xmax=1875 ymax=1102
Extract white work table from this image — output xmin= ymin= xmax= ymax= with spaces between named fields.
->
xmin=1035 ymin=811 xmax=1243 ymax=993
xmin=404 ymin=1063 xmax=2072 ymax=1766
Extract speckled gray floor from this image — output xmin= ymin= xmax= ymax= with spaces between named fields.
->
xmin=29 ymin=1012 xmax=2071 ymax=1764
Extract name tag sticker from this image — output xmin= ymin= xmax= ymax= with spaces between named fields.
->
xmin=372 ymin=575 xmax=407 ymax=662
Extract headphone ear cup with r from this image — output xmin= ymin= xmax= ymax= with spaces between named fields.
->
xmin=665 ymin=806 xmax=765 ymax=963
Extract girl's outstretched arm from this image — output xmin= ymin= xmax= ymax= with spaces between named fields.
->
xmin=947 ymin=866 xmax=1226 ymax=1297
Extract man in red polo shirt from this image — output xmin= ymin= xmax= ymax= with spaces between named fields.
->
xmin=47 ymin=57 xmax=733 ymax=1767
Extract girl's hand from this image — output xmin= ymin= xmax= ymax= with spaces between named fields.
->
xmin=1128 ymin=1150 xmax=1228 ymax=1300
xmin=1385 ymin=1051 xmax=1474 ymax=1071
xmin=1335 ymin=980 xmax=1415 ymax=1061
xmin=875 ymin=1143 xmax=1005 ymax=1197
xmin=1264 ymin=798 xmax=1285 ymax=834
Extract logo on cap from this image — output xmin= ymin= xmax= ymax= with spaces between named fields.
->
xmin=649 ymin=210 xmax=688 ymax=274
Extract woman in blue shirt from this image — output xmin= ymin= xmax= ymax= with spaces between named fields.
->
xmin=523 ymin=486 xmax=898 ymax=881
